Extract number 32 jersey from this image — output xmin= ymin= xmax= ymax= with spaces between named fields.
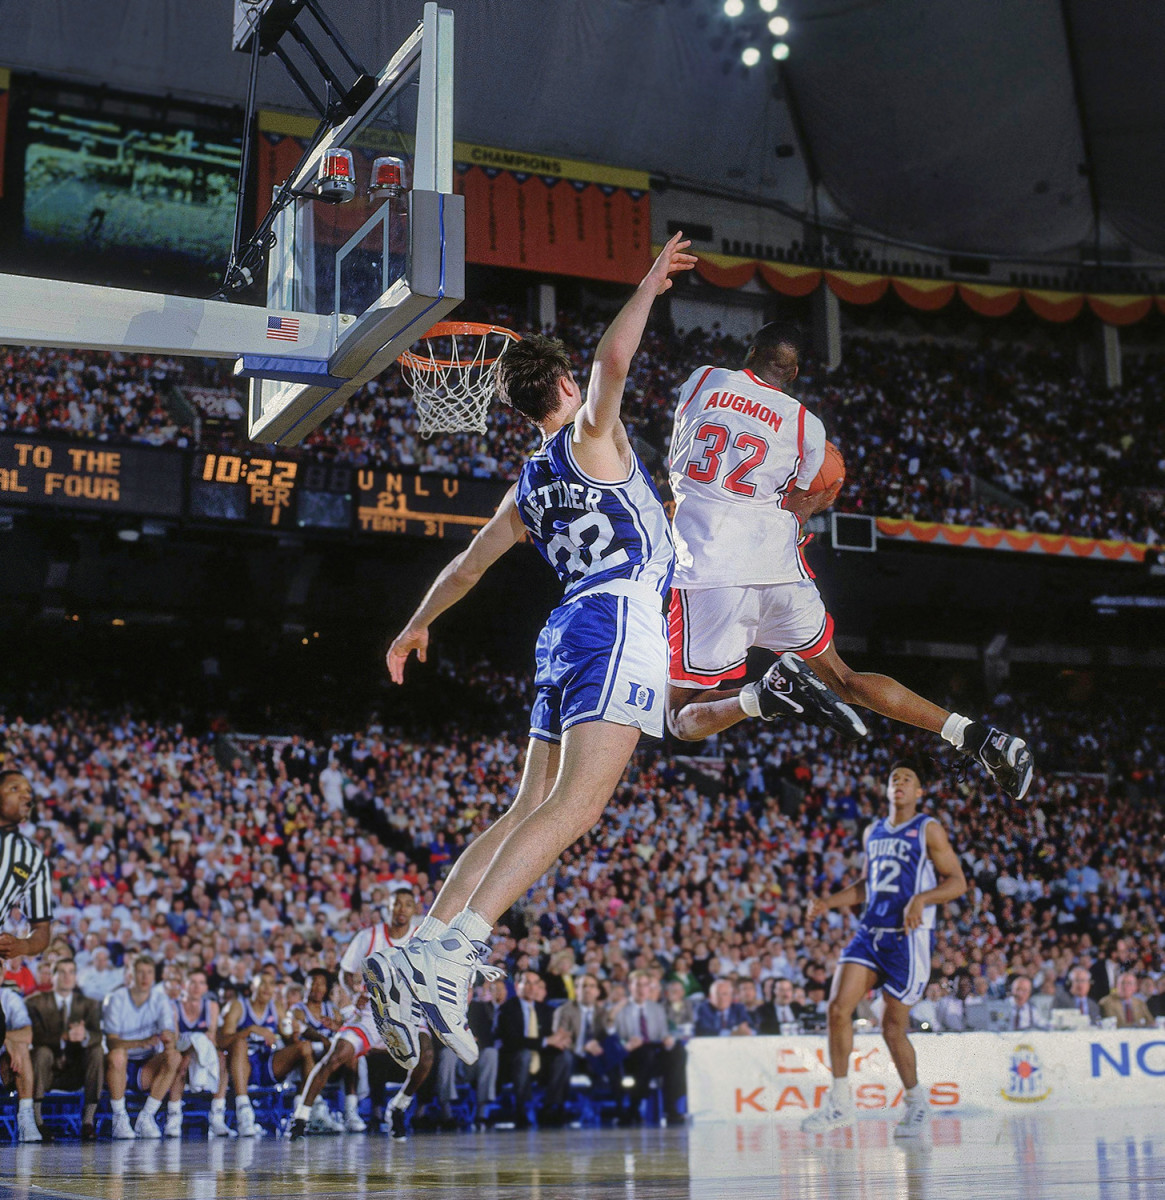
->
xmin=516 ymin=425 xmax=674 ymax=602
xmin=861 ymin=813 xmax=937 ymax=931
xmin=668 ymin=366 xmax=826 ymax=589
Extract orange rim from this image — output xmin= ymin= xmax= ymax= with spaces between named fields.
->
xmin=398 ymin=322 xmax=521 ymax=371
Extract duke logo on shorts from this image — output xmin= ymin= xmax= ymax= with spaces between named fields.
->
xmin=840 ymin=812 xmax=937 ymax=1007
xmin=516 ymin=426 xmax=674 ymax=741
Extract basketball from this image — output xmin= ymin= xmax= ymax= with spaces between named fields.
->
xmin=807 ymin=440 xmax=846 ymax=497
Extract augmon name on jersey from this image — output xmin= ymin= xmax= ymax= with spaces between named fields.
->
xmin=521 ymin=479 xmax=605 ymax=523
xmin=701 ymin=390 xmax=786 ymax=434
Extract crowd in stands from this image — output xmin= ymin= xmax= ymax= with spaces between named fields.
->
xmin=0 ymin=347 xmax=195 ymax=448
xmin=1 ymin=671 xmax=1163 ymax=1140
xmin=3 ymin=316 xmax=1162 ymax=544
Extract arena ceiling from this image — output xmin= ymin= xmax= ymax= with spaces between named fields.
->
xmin=2 ymin=0 xmax=1162 ymax=257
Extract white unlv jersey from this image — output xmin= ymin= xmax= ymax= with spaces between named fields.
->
xmin=668 ymin=366 xmax=826 ymax=588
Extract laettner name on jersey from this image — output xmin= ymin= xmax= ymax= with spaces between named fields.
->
xmin=698 ymin=388 xmax=786 ymax=435
xmin=521 ymin=479 xmax=605 ymax=525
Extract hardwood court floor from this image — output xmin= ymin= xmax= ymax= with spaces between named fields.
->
xmin=2 ymin=1107 xmax=1162 ymax=1200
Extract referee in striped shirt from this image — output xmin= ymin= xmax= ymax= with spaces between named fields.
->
xmin=0 ymin=770 xmax=53 ymax=1041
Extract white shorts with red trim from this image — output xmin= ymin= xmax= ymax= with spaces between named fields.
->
xmin=336 ymin=1007 xmax=381 ymax=1059
xmin=668 ymin=580 xmax=834 ymax=689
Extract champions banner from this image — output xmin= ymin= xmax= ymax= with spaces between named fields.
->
xmin=254 ymin=114 xmax=651 ymax=285
xmin=687 ymin=1030 xmax=1165 ymax=1123
xmin=455 ymin=143 xmax=651 ymax=285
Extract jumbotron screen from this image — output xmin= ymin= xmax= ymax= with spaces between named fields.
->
xmin=20 ymin=98 xmax=241 ymax=276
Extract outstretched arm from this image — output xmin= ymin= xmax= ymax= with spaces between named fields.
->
xmin=579 ymin=232 xmax=696 ymax=441
xmin=387 ymin=485 xmax=526 ymax=683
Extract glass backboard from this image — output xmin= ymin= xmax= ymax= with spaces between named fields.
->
xmin=246 ymin=3 xmax=463 ymax=445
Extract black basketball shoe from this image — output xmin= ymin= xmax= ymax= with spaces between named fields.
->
xmin=745 ymin=653 xmax=868 ymax=740
xmin=960 ymin=724 xmax=1034 ymax=801
xmin=390 ymin=1109 xmax=408 ymax=1141
xmin=289 ymin=1117 xmax=307 ymax=1142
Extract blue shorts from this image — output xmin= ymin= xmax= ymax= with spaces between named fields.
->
xmin=125 ymin=1057 xmax=152 ymax=1093
xmin=530 ymin=591 xmax=668 ymax=743
xmin=248 ymin=1047 xmax=279 ymax=1087
xmin=840 ymin=926 xmax=933 ymax=1006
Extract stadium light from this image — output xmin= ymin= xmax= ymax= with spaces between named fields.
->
xmin=768 ymin=15 xmax=789 ymax=35
xmin=759 ymin=0 xmax=779 ymax=10
xmin=772 ymin=41 xmax=790 ymax=60
xmin=741 ymin=45 xmax=761 ymax=66
xmin=723 ymin=0 xmax=744 ymax=17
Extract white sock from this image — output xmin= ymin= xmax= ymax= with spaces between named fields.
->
xmin=167 ymin=1101 xmax=182 ymax=1116
xmin=905 ymin=1085 xmax=922 ymax=1103
xmin=389 ymin=1090 xmax=412 ymax=1113
xmin=414 ymin=914 xmax=449 ymax=941
xmin=451 ymin=908 xmax=492 ymax=944
xmin=111 ymin=1097 xmax=128 ymax=1116
xmin=235 ymin=1095 xmax=252 ymax=1113
xmin=941 ymin=713 xmax=972 ymax=748
xmin=294 ymin=1102 xmax=311 ymax=1121
xmin=830 ymin=1078 xmax=851 ymax=1108
xmin=211 ymin=1097 xmax=226 ymax=1114
xmin=739 ymin=684 xmax=761 ymax=718
xmin=142 ymin=1096 xmax=161 ymax=1118
xmin=345 ymin=1094 xmax=359 ymax=1116
xmin=18 ymin=1099 xmax=33 ymax=1115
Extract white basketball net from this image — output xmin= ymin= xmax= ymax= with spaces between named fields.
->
xmin=399 ymin=325 xmax=519 ymax=438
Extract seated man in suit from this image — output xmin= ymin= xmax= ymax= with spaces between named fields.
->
xmin=497 ymin=971 xmax=570 ymax=1128
xmin=1100 ymin=971 xmax=1153 ymax=1028
xmin=1053 ymin=966 xmax=1101 ymax=1024
xmin=1001 ymin=974 xmax=1047 ymax=1032
xmin=1149 ymin=977 xmax=1165 ymax=1021
xmin=759 ymin=977 xmax=810 ymax=1034
xmin=614 ymin=969 xmax=684 ymax=1125
xmin=28 ymin=957 xmax=104 ymax=1140
xmin=437 ymin=978 xmax=503 ymax=1129
xmin=550 ymin=973 xmax=616 ymax=1107
xmin=736 ymin=979 xmax=767 ymax=1034
xmin=694 ymin=979 xmax=755 ymax=1038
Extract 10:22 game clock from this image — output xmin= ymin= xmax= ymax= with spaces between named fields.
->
xmin=189 ymin=452 xmax=299 ymax=527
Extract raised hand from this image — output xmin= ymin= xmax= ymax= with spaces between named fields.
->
xmin=643 ymin=231 xmax=698 ymax=295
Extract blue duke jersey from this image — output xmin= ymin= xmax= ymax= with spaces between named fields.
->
xmin=515 ymin=426 xmax=675 ymax=742
xmin=840 ymin=811 xmax=937 ymax=1006
xmin=516 ymin=426 xmax=674 ymax=600
xmin=861 ymin=813 xmax=937 ymax=930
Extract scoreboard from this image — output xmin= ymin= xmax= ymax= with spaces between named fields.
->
xmin=0 ymin=438 xmax=182 ymax=515
xmin=0 ymin=435 xmax=507 ymax=541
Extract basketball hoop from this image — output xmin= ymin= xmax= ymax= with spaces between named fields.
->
xmin=398 ymin=322 xmax=521 ymax=438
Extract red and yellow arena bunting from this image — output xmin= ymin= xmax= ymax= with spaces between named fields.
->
xmin=875 ymin=518 xmax=1148 ymax=562
xmin=684 ymin=248 xmax=1163 ymax=328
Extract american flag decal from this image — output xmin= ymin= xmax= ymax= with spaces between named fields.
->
xmin=266 ymin=315 xmax=300 ymax=342
xmin=907 ymin=829 xmax=918 ymax=838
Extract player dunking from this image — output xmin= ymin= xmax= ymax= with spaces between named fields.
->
xmin=362 ymin=235 xmax=805 ymax=1069
xmin=802 ymin=757 xmax=966 ymax=1137
xmin=665 ymin=323 xmax=1035 ymax=801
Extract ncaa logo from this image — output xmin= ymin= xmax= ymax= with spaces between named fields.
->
xmin=626 ymin=682 xmax=656 ymax=710
xmin=1001 ymin=1043 xmax=1051 ymax=1103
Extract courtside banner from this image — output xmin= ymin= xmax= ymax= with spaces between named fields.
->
xmin=687 ymin=1031 xmax=1165 ymax=1122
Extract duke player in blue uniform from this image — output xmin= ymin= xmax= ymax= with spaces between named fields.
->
xmin=363 ymin=234 xmax=696 ymax=1068
xmin=802 ymin=757 xmax=966 ymax=1138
